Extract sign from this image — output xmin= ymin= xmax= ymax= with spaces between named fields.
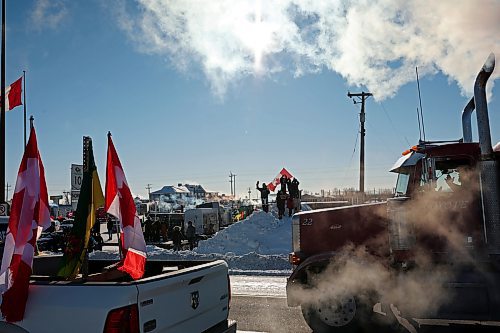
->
xmin=71 ymin=164 xmax=83 ymax=191
xmin=71 ymin=191 xmax=80 ymax=210
xmin=0 ymin=203 xmax=7 ymax=216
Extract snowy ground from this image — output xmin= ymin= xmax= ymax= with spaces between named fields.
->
xmin=91 ymin=209 xmax=293 ymax=275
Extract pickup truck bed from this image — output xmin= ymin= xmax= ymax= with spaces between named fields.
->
xmin=0 ymin=255 xmax=236 ymax=333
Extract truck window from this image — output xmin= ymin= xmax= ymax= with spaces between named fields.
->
xmin=432 ymin=158 xmax=472 ymax=193
xmin=395 ymin=173 xmax=410 ymax=196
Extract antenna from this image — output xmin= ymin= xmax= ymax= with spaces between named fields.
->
xmin=416 ymin=107 xmax=422 ymax=141
xmin=416 ymin=67 xmax=427 ymax=142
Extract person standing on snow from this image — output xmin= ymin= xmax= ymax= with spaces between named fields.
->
xmin=276 ymin=190 xmax=287 ymax=219
xmin=289 ymin=178 xmax=301 ymax=213
xmin=256 ymin=181 xmax=270 ymax=212
xmin=106 ymin=218 xmax=114 ymax=241
xmin=186 ymin=221 xmax=197 ymax=250
xmin=280 ymin=174 xmax=288 ymax=193
xmin=287 ymin=195 xmax=294 ymax=217
xmin=171 ymin=226 xmax=183 ymax=251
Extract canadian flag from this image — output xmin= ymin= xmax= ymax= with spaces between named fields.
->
xmin=0 ymin=127 xmax=51 ymax=322
xmin=1 ymin=77 xmax=23 ymax=111
xmin=105 ymin=133 xmax=146 ymax=280
xmin=267 ymin=168 xmax=294 ymax=192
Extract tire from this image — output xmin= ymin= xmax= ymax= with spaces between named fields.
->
xmin=301 ymin=295 xmax=372 ymax=333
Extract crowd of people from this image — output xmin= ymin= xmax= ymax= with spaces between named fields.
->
xmin=138 ymin=217 xmax=198 ymax=251
xmin=256 ymin=175 xmax=301 ymax=219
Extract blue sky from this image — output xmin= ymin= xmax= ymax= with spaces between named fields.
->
xmin=4 ymin=0 xmax=499 ymax=199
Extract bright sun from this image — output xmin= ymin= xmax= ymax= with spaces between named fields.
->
xmin=237 ymin=1 xmax=273 ymax=72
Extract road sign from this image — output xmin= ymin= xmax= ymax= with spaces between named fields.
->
xmin=71 ymin=191 xmax=80 ymax=210
xmin=71 ymin=164 xmax=83 ymax=191
xmin=0 ymin=203 xmax=7 ymax=216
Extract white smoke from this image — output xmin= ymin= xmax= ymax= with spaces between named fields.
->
xmin=113 ymin=0 xmax=500 ymax=100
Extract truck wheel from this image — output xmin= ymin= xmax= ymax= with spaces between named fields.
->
xmin=301 ymin=295 xmax=369 ymax=333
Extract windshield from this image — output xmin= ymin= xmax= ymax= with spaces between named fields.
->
xmin=395 ymin=173 xmax=410 ymax=196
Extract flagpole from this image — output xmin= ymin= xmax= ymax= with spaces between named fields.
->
xmin=23 ymin=70 xmax=26 ymax=148
xmin=0 ymin=0 xmax=6 ymax=204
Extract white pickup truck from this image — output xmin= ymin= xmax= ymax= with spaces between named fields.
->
xmin=0 ymin=255 xmax=237 ymax=333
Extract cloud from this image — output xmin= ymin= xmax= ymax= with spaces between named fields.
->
xmin=115 ymin=0 xmax=500 ymax=100
xmin=30 ymin=0 xmax=68 ymax=31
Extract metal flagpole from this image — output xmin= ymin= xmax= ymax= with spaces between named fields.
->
xmin=1 ymin=0 xmax=6 ymax=204
xmin=23 ymin=70 xmax=26 ymax=147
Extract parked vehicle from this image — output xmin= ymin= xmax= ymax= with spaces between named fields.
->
xmin=286 ymin=54 xmax=500 ymax=332
xmin=0 ymin=256 xmax=236 ymax=333
xmin=185 ymin=208 xmax=219 ymax=236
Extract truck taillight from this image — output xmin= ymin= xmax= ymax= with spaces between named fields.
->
xmin=289 ymin=252 xmax=302 ymax=265
xmin=103 ymin=304 xmax=139 ymax=333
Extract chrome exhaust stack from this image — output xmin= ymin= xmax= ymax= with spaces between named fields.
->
xmin=461 ymin=97 xmax=475 ymax=143
xmin=474 ymin=53 xmax=500 ymax=256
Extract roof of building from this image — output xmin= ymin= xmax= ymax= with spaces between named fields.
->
xmin=151 ymin=185 xmax=190 ymax=195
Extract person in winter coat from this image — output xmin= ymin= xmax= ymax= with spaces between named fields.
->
xmin=276 ymin=190 xmax=287 ymax=219
xmin=106 ymin=219 xmax=114 ymax=240
xmin=280 ymin=175 xmax=288 ymax=193
xmin=186 ymin=221 xmax=197 ymax=250
xmin=256 ymin=181 xmax=271 ymax=213
xmin=287 ymin=195 xmax=294 ymax=217
xmin=171 ymin=225 xmax=183 ymax=251
xmin=289 ymin=178 xmax=301 ymax=212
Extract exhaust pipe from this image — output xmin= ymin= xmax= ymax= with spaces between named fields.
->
xmin=461 ymin=97 xmax=475 ymax=143
xmin=474 ymin=53 xmax=500 ymax=256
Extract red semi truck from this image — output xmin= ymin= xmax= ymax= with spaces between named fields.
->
xmin=286 ymin=53 xmax=500 ymax=332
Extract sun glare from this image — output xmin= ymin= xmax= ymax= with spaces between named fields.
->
xmin=237 ymin=1 xmax=273 ymax=73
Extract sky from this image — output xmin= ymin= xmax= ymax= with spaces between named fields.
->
xmin=3 ymin=0 xmax=500 ymax=200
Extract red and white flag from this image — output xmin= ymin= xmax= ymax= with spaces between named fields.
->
xmin=105 ymin=133 xmax=146 ymax=280
xmin=1 ymin=77 xmax=23 ymax=111
xmin=0 ymin=127 xmax=51 ymax=322
xmin=267 ymin=168 xmax=294 ymax=192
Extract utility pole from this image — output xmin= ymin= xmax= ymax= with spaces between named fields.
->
xmin=347 ymin=91 xmax=372 ymax=194
xmin=146 ymin=184 xmax=152 ymax=200
xmin=5 ymin=182 xmax=10 ymax=201
xmin=233 ymin=174 xmax=236 ymax=199
xmin=247 ymin=187 xmax=251 ymax=200
xmin=229 ymin=172 xmax=234 ymax=197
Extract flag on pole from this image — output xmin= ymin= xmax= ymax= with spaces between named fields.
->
xmin=105 ymin=133 xmax=146 ymax=280
xmin=267 ymin=168 xmax=294 ymax=192
xmin=0 ymin=126 xmax=51 ymax=322
xmin=1 ymin=77 xmax=23 ymax=111
xmin=57 ymin=137 xmax=104 ymax=279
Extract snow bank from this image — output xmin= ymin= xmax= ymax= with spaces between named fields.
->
xmin=91 ymin=210 xmax=293 ymax=275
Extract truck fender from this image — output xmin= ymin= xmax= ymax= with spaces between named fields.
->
xmin=286 ymin=251 xmax=339 ymax=307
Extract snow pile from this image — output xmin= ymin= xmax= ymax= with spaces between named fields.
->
xmin=92 ymin=210 xmax=293 ymax=274
xmin=196 ymin=210 xmax=291 ymax=255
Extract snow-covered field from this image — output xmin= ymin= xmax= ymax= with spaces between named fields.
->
xmin=92 ymin=210 xmax=293 ymax=275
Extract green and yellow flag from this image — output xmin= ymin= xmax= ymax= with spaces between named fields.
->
xmin=58 ymin=137 xmax=104 ymax=279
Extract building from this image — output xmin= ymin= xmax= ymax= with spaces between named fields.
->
xmin=149 ymin=184 xmax=191 ymax=202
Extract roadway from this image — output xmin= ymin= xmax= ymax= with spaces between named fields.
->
xmin=228 ymin=275 xmax=500 ymax=333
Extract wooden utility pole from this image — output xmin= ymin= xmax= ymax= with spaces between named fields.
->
xmin=229 ymin=172 xmax=236 ymax=197
xmin=229 ymin=172 xmax=233 ymax=197
xmin=347 ymin=91 xmax=372 ymax=194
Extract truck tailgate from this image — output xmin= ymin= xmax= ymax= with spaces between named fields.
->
xmin=136 ymin=260 xmax=230 ymax=333
xmin=3 ymin=282 xmax=138 ymax=333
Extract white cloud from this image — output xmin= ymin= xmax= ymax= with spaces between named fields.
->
xmin=115 ymin=0 xmax=500 ymax=100
xmin=30 ymin=0 xmax=68 ymax=31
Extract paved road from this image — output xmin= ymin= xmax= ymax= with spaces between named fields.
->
xmin=229 ymin=295 xmax=312 ymax=333
xmin=228 ymin=275 xmax=500 ymax=333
